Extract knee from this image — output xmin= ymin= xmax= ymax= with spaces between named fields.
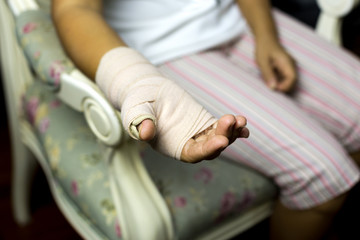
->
xmin=278 ymin=159 xmax=358 ymax=210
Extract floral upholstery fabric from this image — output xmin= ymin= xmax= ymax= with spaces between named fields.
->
xmin=16 ymin=10 xmax=74 ymax=89
xmin=23 ymin=80 xmax=277 ymax=240
xmin=18 ymin=4 xmax=278 ymax=240
xmin=23 ymin=81 xmax=120 ymax=240
xmin=143 ymin=149 xmax=277 ymax=240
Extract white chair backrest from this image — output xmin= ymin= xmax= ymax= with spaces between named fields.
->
xmin=0 ymin=0 xmax=33 ymax=111
xmin=8 ymin=0 xmax=38 ymax=16
xmin=316 ymin=0 xmax=360 ymax=45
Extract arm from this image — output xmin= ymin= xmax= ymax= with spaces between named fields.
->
xmin=236 ymin=0 xmax=297 ymax=92
xmin=52 ymin=0 xmax=126 ymax=79
xmin=52 ymin=0 xmax=249 ymax=162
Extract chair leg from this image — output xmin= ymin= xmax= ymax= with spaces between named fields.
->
xmin=11 ymin=135 xmax=37 ymax=225
xmin=0 ymin=0 xmax=38 ymax=226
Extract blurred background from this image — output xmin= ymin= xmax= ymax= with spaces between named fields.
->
xmin=0 ymin=1 xmax=359 ymax=239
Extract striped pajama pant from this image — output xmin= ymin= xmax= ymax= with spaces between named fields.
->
xmin=158 ymin=10 xmax=360 ymax=210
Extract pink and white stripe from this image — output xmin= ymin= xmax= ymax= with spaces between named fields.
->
xmin=158 ymin=10 xmax=360 ymax=210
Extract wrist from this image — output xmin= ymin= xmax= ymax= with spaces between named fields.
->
xmin=255 ymin=32 xmax=280 ymax=46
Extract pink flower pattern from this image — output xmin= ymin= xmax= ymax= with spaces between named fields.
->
xmin=22 ymin=22 xmax=37 ymax=34
xmin=33 ymin=51 xmax=41 ymax=59
xmin=237 ymin=190 xmax=256 ymax=212
xmin=215 ymin=190 xmax=256 ymax=222
xmin=115 ymin=220 xmax=122 ymax=238
xmin=194 ymin=167 xmax=213 ymax=184
xmin=71 ymin=180 xmax=79 ymax=196
xmin=50 ymin=99 xmax=61 ymax=109
xmin=49 ymin=61 xmax=65 ymax=86
xmin=216 ymin=191 xmax=236 ymax=222
xmin=26 ymin=97 xmax=39 ymax=125
xmin=220 ymin=191 xmax=236 ymax=213
xmin=174 ymin=196 xmax=187 ymax=208
xmin=38 ymin=118 xmax=50 ymax=133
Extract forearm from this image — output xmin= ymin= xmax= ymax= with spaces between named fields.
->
xmin=52 ymin=0 xmax=126 ymax=79
xmin=236 ymin=0 xmax=279 ymax=45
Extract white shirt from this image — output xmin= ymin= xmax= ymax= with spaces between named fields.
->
xmin=103 ymin=0 xmax=246 ymax=65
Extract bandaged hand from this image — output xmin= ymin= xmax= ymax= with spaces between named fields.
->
xmin=96 ymin=47 xmax=249 ymax=161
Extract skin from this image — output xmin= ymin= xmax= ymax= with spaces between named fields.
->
xmin=52 ymin=1 xmax=351 ymax=239
xmin=236 ymin=0 xmax=297 ymax=93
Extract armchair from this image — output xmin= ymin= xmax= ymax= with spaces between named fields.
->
xmin=0 ymin=0 xmax=276 ymax=239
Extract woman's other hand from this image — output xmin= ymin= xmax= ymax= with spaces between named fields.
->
xmin=256 ymin=41 xmax=297 ymax=92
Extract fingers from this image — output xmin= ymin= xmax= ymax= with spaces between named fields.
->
xmin=214 ymin=114 xmax=237 ymax=138
xmin=181 ymin=114 xmax=249 ymax=163
xmin=181 ymin=135 xmax=229 ymax=163
xmin=259 ymin=56 xmax=297 ymax=92
xmin=274 ymin=57 xmax=297 ymax=92
xmin=137 ymin=119 xmax=156 ymax=141
xmin=138 ymin=114 xmax=248 ymax=163
xmin=234 ymin=115 xmax=248 ymax=129
xmin=215 ymin=115 xmax=249 ymax=140
xmin=258 ymin=58 xmax=278 ymax=90
xmin=236 ymin=122 xmax=250 ymax=139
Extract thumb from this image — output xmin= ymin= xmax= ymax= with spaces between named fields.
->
xmin=137 ymin=119 xmax=156 ymax=141
xmin=259 ymin=60 xmax=277 ymax=90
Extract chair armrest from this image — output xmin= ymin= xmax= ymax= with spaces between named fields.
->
xmin=57 ymin=70 xmax=124 ymax=146
xmin=10 ymin=0 xmax=124 ymax=146
xmin=317 ymin=0 xmax=359 ymax=17
xmin=316 ymin=0 xmax=360 ymax=45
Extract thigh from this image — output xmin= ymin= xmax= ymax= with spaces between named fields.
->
xmin=159 ymin=50 xmax=359 ymax=210
xmin=228 ymin=10 xmax=360 ymax=153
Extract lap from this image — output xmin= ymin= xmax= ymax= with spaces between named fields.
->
xmin=228 ymin=9 xmax=360 ymax=153
xmin=158 ymin=26 xmax=360 ymax=208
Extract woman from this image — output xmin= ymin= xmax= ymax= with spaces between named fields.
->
xmin=52 ymin=0 xmax=360 ymax=239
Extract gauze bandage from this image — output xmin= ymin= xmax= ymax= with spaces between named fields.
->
xmin=96 ymin=47 xmax=216 ymax=159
